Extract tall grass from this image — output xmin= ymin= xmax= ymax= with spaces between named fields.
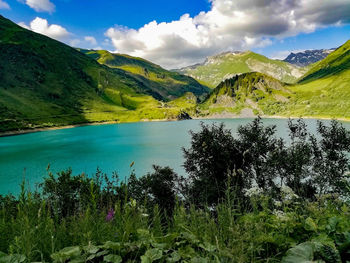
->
xmin=1 ymin=177 xmax=350 ymax=262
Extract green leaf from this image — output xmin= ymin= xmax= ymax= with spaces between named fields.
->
xmin=181 ymin=232 xmax=199 ymax=244
xmin=0 ymin=254 xmax=26 ymax=263
xmin=282 ymin=242 xmax=316 ymax=263
xmin=141 ymin=248 xmax=163 ymax=263
xmin=166 ymin=251 xmax=181 ymax=262
xmin=51 ymin=246 xmax=81 ymax=262
xmin=326 ymin=217 xmax=340 ymax=233
xmin=199 ymin=242 xmax=217 ymax=253
xmin=152 ymin=242 xmax=168 ymax=250
xmin=84 ymin=244 xmax=99 ymax=254
xmin=96 ymin=250 xmax=109 ymax=257
xmin=304 ymin=217 xmax=318 ymax=232
xmin=104 ymin=254 xmax=122 ymax=263
xmin=191 ymin=257 xmax=209 ymax=263
xmin=69 ymin=258 xmax=85 ymax=263
xmin=102 ymin=241 xmax=121 ymax=252
xmin=178 ymin=246 xmax=196 ymax=259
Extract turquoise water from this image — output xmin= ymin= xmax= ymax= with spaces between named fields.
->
xmin=1 ymin=118 xmax=349 ymax=195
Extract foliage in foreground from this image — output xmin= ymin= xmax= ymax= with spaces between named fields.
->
xmin=2 ymin=186 xmax=350 ymax=262
xmin=1 ymin=118 xmax=350 ymax=262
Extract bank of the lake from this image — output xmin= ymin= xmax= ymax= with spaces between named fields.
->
xmin=2 ymin=114 xmax=350 ymax=138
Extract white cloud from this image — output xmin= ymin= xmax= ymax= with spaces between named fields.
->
xmin=270 ymin=49 xmax=306 ymax=60
xmin=105 ymin=0 xmax=350 ymax=69
xmin=25 ymin=0 xmax=55 ymax=13
xmin=70 ymin=39 xmax=81 ymax=47
xmin=19 ymin=17 xmax=70 ymax=41
xmin=0 ymin=0 xmax=10 ymax=9
xmin=84 ymin=36 xmax=97 ymax=46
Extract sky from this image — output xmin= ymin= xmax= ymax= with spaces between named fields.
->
xmin=1 ymin=0 xmax=350 ymax=69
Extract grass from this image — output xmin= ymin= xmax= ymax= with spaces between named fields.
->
xmin=1 ymin=174 xmax=350 ymax=262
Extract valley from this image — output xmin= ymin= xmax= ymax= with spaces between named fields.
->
xmin=0 ymin=14 xmax=349 ymax=134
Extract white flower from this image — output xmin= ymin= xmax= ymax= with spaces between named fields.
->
xmin=273 ymin=209 xmax=288 ymax=221
xmin=244 ymin=186 xmax=263 ymax=197
xmin=274 ymin=200 xmax=282 ymax=207
xmin=281 ymin=186 xmax=299 ymax=200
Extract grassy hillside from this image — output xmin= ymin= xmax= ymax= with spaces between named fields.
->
xmin=0 ymin=16 xmax=207 ymax=132
xmin=273 ymin=40 xmax=350 ymax=119
xmin=199 ymin=72 xmax=292 ymax=116
xmin=79 ymin=49 xmax=209 ymax=100
xmin=176 ymin=51 xmax=307 ymax=88
xmin=299 ymin=40 xmax=350 ymax=83
xmin=199 ymin=41 xmax=350 ymax=120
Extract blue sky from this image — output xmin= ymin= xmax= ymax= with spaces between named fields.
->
xmin=1 ymin=0 xmax=350 ymax=68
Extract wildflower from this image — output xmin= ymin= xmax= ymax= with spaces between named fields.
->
xmin=142 ymin=213 xmax=149 ymax=217
xmin=273 ymin=209 xmax=288 ymax=221
xmin=281 ymin=185 xmax=299 ymax=200
xmin=274 ymin=200 xmax=282 ymax=207
xmin=106 ymin=209 xmax=115 ymax=222
xmin=244 ymin=186 xmax=263 ymax=197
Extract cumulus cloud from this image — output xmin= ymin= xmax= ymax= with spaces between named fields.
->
xmin=84 ymin=36 xmax=97 ymax=46
xmin=25 ymin=0 xmax=55 ymax=13
xmin=105 ymin=0 xmax=350 ymax=69
xmin=0 ymin=0 xmax=10 ymax=9
xmin=18 ymin=17 xmax=70 ymax=41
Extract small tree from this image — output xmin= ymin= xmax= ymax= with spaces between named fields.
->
xmin=183 ymin=122 xmax=245 ymax=206
xmin=128 ymin=165 xmax=180 ymax=217
xmin=236 ymin=117 xmax=279 ymax=191
xmin=311 ymin=120 xmax=350 ymax=196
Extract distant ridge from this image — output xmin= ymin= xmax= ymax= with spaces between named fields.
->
xmin=175 ymin=51 xmax=307 ymax=88
xmin=283 ymin=49 xmax=336 ymax=67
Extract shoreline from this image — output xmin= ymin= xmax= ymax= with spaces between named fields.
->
xmin=1 ymin=115 xmax=350 ymax=138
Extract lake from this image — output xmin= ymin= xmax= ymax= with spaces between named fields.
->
xmin=1 ymin=118 xmax=349 ymax=195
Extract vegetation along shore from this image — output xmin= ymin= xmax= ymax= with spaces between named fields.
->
xmin=2 ymin=118 xmax=350 ymax=262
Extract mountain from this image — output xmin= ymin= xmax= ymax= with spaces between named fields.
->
xmin=79 ymin=49 xmax=209 ymax=100
xmin=283 ymin=49 xmax=336 ymax=67
xmin=298 ymin=41 xmax=350 ymax=83
xmin=200 ymin=72 xmax=291 ymax=116
xmin=0 ymin=15 xmax=206 ymax=132
xmin=200 ymin=40 xmax=350 ymax=119
xmin=282 ymin=40 xmax=350 ymax=118
xmin=176 ymin=51 xmax=307 ymax=88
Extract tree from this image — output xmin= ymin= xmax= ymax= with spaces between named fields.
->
xmin=236 ymin=117 xmax=279 ymax=191
xmin=310 ymin=120 xmax=350 ymax=196
xmin=128 ymin=165 xmax=180 ymax=217
xmin=183 ymin=122 xmax=245 ymax=206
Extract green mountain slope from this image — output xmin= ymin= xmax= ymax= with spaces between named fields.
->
xmin=79 ymin=49 xmax=209 ymax=100
xmin=280 ymin=40 xmax=350 ymax=119
xmin=199 ymin=40 xmax=350 ymax=120
xmin=200 ymin=72 xmax=291 ymax=116
xmin=299 ymin=40 xmax=350 ymax=83
xmin=176 ymin=51 xmax=308 ymax=88
xmin=0 ymin=15 xmax=201 ymax=132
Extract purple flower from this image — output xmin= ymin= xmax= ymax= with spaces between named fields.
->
xmin=106 ymin=209 xmax=115 ymax=222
